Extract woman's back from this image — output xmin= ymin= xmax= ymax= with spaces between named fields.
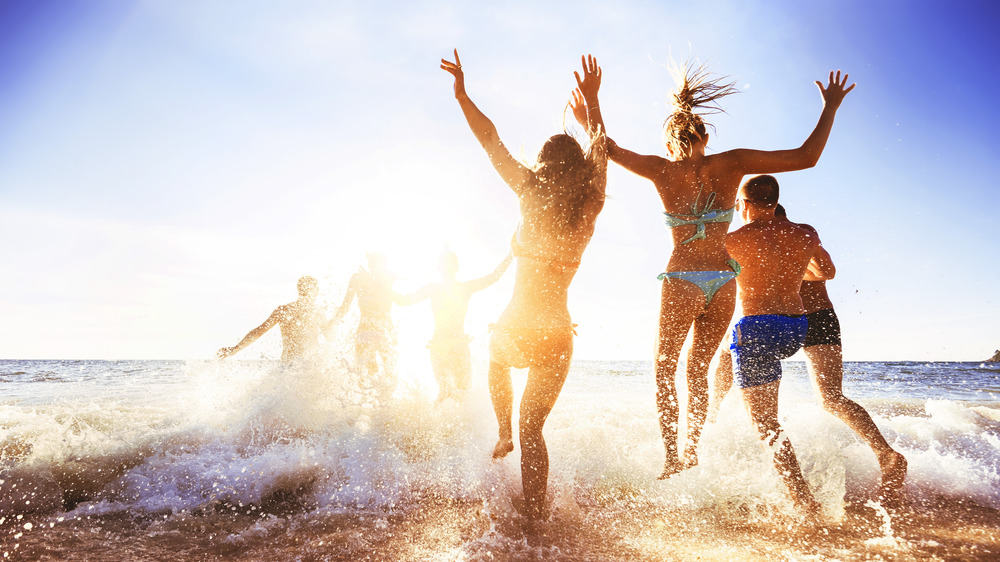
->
xmin=654 ymin=153 xmax=744 ymax=270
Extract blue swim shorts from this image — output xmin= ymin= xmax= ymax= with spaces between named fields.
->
xmin=729 ymin=314 xmax=808 ymax=389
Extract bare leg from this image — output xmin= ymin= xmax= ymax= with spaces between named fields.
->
xmin=707 ymin=339 xmax=734 ymax=423
xmin=804 ymin=344 xmax=906 ymax=502
xmin=375 ymin=344 xmax=397 ymax=402
xmin=518 ymin=358 xmax=571 ymax=520
xmin=488 ymin=360 xmax=514 ymax=459
xmin=742 ymin=380 xmax=821 ymax=514
xmin=655 ymin=280 xmax=704 ymax=478
xmin=682 ymin=285 xmax=736 ymax=468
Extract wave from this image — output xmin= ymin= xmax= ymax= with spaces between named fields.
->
xmin=2 ymin=359 xmax=999 ymax=558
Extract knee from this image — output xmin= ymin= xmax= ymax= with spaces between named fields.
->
xmin=518 ymin=418 xmax=544 ymax=443
xmin=820 ymin=393 xmax=851 ymax=415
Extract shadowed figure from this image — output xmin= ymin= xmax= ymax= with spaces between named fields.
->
xmin=395 ymin=248 xmax=512 ymax=402
xmin=331 ymin=252 xmax=398 ymax=401
xmin=442 ymin=50 xmax=607 ymax=520
xmin=577 ymin=59 xmax=854 ymax=478
xmin=710 ymin=203 xmax=907 ymax=505
xmin=217 ymin=276 xmax=326 ymax=362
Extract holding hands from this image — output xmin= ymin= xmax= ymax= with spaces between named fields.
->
xmin=816 ymin=70 xmax=855 ymax=110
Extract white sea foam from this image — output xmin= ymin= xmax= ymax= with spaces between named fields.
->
xmin=1 ymin=358 xmax=999 ymax=527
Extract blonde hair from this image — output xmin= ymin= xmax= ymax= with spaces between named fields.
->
xmin=664 ymin=60 xmax=738 ymax=158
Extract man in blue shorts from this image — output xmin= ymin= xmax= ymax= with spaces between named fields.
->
xmin=724 ymin=175 xmax=835 ymax=514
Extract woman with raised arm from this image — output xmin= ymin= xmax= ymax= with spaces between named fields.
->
xmin=441 ymin=50 xmax=607 ymax=520
xmin=576 ymin=61 xmax=854 ymax=478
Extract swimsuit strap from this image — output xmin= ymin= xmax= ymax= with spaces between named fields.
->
xmin=510 ymin=232 xmax=581 ymax=273
xmin=662 ymin=184 xmax=735 ymax=244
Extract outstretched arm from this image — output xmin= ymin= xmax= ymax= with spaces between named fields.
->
xmin=606 ymin=138 xmax=669 ymax=181
xmin=572 ymin=54 xmax=605 ymax=138
xmin=324 ymin=276 xmax=357 ymax=335
xmin=729 ymin=70 xmax=855 ymax=174
xmin=441 ymin=49 xmax=530 ymax=193
xmin=393 ymin=285 xmax=434 ymax=306
xmin=217 ymin=308 xmax=281 ymax=359
xmin=466 ymin=251 xmax=514 ymax=293
xmin=571 ymin=54 xmax=667 ymax=183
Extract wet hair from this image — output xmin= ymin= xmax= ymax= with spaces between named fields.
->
xmin=297 ymin=276 xmax=318 ymax=297
xmin=741 ymin=175 xmax=780 ymax=208
xmin=532 ymin=132 xmax=606 ymax=229
xmin=774 ymin=203 xmax=787 ymax=218
xmin=664 ymin=60 xmax=738 ymax=158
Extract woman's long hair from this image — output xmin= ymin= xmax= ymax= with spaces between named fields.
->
xmin=531 ymin=130 xmax=607 ymax=230
xmin=663 ymin=60 xmax=738 ymax=158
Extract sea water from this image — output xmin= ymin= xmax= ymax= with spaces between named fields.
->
xmin=2 ymin=357 xmax=999 ymax=560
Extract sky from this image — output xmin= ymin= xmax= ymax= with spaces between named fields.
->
xmin=1 ymin=0 xmax=998 ymax=361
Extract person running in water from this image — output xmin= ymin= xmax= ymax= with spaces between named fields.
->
xmin=578 ymin=60 xmax=854 ymax=478
xmin=395 ymin=248 xmax=512 ymax=402
xmin=217 ymin=276 xmax=326 ymax=362
xmin=711 ymin=202 xmax=907 ymax=504
xmin=442 ymin=51 xmax=607 ymax=520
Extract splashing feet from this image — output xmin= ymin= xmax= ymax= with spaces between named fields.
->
xmin=492 ymin=438 xmax=514 ymax=460
xmin=877 ymin=450 xmax=907 ymax=507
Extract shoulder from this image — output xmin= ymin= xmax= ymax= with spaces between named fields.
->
xmin=795 ymin=222 xmax=818 ymax=235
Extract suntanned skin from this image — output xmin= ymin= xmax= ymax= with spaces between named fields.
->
xmin=712 ymin=210 xmax=907 ymax=505
xmin=442 ymin=51 xmax=607 ymax=521
xmin=395 ymin=251 xmax=512 ymax=401
xmin=578 ymin=62 xmax=855 ymax=478
xmin=217 ymin=277 xmax=325 ymax=362
xmin=724 ymin=185 xmax=835 ymax=515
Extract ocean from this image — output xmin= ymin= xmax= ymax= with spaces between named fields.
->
xmin=2 ymin=357 xmax=999 ymax=560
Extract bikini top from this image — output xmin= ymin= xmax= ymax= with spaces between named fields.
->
xmin=663 ymin=188 xmax=735 ymax=244
xmin=510 ymin=234 xmax=581 ymax=273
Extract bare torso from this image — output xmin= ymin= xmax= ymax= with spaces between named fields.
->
xmin=725 ymin=218 xmax=819 ymax=316
xmin=274 ymin=300 xmax=324 ymax=361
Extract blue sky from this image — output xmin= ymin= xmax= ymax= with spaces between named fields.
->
xmin=1 ymin=0 xmax=997 ymax=361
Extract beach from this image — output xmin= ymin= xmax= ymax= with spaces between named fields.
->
xmin=3 ymin=358 xmax=999 ymax=560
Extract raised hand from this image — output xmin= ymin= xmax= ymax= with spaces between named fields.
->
xmin=570 ymin=89 xmax=589 ymax=129
xmin=573 ymin=54 xmax=602 ymax=104
xmin=440 ymin=48 xmax=467 ymax=99
xmin=816 ymin=70 xmax=855 ymax=110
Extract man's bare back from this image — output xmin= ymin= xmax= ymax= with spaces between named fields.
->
xmin=218 ymin=276 xmax=325 ymax=362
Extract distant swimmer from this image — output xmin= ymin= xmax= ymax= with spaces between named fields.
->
xmin=395 ymin=248 xmax=513 ymax=402
xmin=582 ymin=58 xmax=854 ymax=478
xmin=711 ymin=203 xmax=907 ymax=505
xmin=217 ymin=276 xmax=326 ymax=362
xmin=331 ymin=252 xmax=398 ymax=400
xmin=442 ymin=51 xmax=607 ymax=520
xmin=722 ymin=175 xmax=836 ymax=514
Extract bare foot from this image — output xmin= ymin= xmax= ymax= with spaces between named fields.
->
xmin=681 ymin=446 xmax=699 ymax=470
xmin=877 ymin=450 xmax=907 ymax=507
xmin=512 ymin=496 xmax=549 ymax=522
xmin=492 ymin=438 xmax=514 ymax=460
xmin=657 ymin=457 xmax=688 ymax=480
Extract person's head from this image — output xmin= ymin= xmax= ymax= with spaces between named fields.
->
xmin=366 ymin=251 xmax=387 ymax=274
xmin=297 ymin=275 xmax=319 ymax=299
xmin=663 ymin=61 xmax=738 ymax=159
xmin=536 ymin=133 xmax=586 ymax=176
xmin=737 ymin=175 xmax=780 ymax=219
xmin=532 ymin=132 xmax=600 ymax=229
xmin=438 ymin=247 xmax=459 ymax=278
